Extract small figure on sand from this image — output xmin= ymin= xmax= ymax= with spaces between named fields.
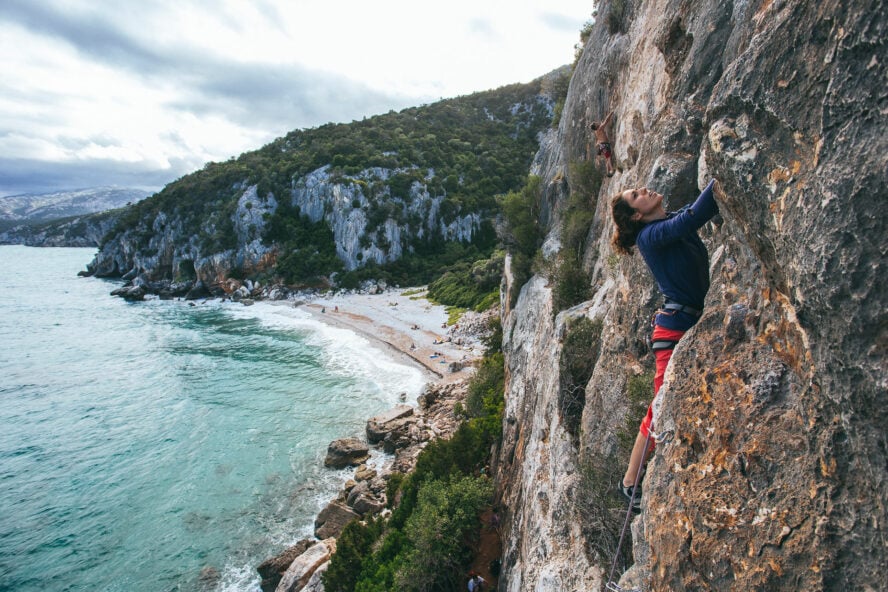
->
xmin=588 ymin=110 xmax=616 ymax=177
xmin=467 ymin=573 xmax=486 ymax=591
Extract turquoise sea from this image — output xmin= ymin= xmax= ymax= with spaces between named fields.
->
xmin=0 ymin=246 xmax=426 ymax=592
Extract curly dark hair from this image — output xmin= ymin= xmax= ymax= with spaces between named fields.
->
xmin=610 ymin=192 xmax=646 ymax=255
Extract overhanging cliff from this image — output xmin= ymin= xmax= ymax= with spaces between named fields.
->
xmin=494 ymin=1 xmax=886 ymax=590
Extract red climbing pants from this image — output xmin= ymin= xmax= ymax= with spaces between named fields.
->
xmin=639 ymin=326 xmax=686 ymax=438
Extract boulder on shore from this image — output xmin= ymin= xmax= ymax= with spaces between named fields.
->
xmin=345 ymin=481 xmax=385 ymax=516
xmin=366 ymin=404 xmax=415 ymax=444
xmin=257 ymin=539 xmax=314 ymax=592
xmin=314 ymin=501 xmax=359 ymax=539
xmin=324 ymin=437 xmax=370 ymax=468
xmin=274 ymin=538 xmax=336 ymax=592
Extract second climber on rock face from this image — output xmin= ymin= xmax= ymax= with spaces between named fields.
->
xmin=609 ymin=178 xmax=723 ymax=511
xmin=589 ymin=111 xmax=616 ymax=177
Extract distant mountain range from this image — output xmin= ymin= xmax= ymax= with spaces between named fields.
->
xmin=0 ymin=187 xmax=151 ymax=228
xmin=0 ymin=187 xmax=151 ymax=246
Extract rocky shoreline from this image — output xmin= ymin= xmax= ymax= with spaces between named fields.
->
xmin=94 ymin=272 xmax=492 ymax=592
xmin=257 ymin=378 xmax=475 ymax=592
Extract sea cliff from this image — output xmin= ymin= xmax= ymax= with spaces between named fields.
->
xmin=493 ymin=0 xmax=886 ymax=590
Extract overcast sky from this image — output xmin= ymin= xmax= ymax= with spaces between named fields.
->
xmin=0 ymin=0 xmax=593 ymax=197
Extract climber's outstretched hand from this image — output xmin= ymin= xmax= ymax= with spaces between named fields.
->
xmin=713 ymin=179 xmax=726 ymax=202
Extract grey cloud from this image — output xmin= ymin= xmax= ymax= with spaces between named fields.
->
xmin=539 ymin=11 xmax=588 ymax=33
xmin=1 ymin=0 xmax=425 ymax=133
xmin=0 ymin=156 xmax=196 ymax=197
xmin=176 ymin=62 xmax=423 ymax=131
xmin=0 ymin=1 xmax=432 ymax=195
xmin=467 ymin=18 xmax=496 ymax=37
xmin=0 ymin=0 xmax=167 ymax=75
xmin=56 ymin=133 xmax=124 ymax=151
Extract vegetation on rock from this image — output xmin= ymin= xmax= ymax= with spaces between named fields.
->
xmin=96 ymin=79 xmax=559 ymax=292
xmin=323 ymin=317 xmax=505 ymax=592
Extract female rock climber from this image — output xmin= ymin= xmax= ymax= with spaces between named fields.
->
xmin=610 ymin=178 xmax=723 ymax=510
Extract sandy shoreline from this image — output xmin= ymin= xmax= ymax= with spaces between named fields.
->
xmin=294 ymin=288 xmax=485 ymax=385
xmin=255 ymin=288 xmax=491 ymax=589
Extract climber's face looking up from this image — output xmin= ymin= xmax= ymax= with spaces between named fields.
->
xmin=622 ymin=187 xmax=665 ymax=223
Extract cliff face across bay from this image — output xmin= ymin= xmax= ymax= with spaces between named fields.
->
xmin=494 ymin=1 xmax=886 ymax=590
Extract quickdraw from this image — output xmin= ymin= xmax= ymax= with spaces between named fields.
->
xmin=653 ymin=429 xmax=674 ymax=445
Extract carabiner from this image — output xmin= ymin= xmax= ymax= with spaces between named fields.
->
xmin=653 ymin=429 xmax=674 ymax=445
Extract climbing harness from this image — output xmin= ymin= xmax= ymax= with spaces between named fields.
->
xmin=662 ymin=301 xmax=702 ymax=316
xmin=650 ymin=339 xmax=680 ymax=351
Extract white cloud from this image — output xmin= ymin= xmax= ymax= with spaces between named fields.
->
xmin=0 ymin=0 xmax=592 ymax=195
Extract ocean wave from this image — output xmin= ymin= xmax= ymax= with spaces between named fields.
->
xmin=223 ymin=302 xmax=426 ymax=403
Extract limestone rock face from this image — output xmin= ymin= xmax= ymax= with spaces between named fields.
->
xmin=85 ymin=164 xmax=482 ymax=289
xmin=290 ymin=166 xmax=480 ymax=271
xmin=86 ymin=183 xmax=278 ymax=287
xmin=495 ymin=1 xmax=886 ymax=591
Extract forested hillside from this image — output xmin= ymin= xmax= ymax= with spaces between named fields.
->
xmin=86 ymin=71 xmax=570 ymax=301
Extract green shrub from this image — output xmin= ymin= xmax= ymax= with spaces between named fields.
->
xmin=552 ymin=248 xmax=591 ymax=313
xmin=498 ymin=176 xmax=543 ymax=260
xmin=465 ymin=352 xmax=506 ymax=437
xmin=427 ymin=251 xmax=504 ymax=311
xmin=559 ymin=316 xmax=603 ymax=437
xmin=393 ymin=476 xmax=493 ymax=591
xmin=385 ymin=472 xmax=406 ymax=509
xmin=481 ymin=315 xmax=503 ymax=355
xmin=575 ymin=454 xmax=633 ymax=570
xmin=607 ymin=0 xmax=629 ymax=34
xmin=399 ymin=288 xmax=425 ymax=297
xmin=322 ymin=517 xmax=385 ymax=592
xmin=445 ymin=306 xmax=467 ymax=325
xmin=498 ymin=175 xmax=546 ymax=303
xmin=564 ymin=159 xmax=601 ymax=251
xmin=617 ymin=372 xmax=654 ymax=456
xmin=550 ymin=160 xmax=602 ymax=313
xmin=325 ymin=340 xmax=505 ymax=592
xmin=264 ymin=201 xmax=343 ymax=285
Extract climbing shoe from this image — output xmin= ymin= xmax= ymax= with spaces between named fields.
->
xmin=619 ymin=482 xmax=642 ymax=513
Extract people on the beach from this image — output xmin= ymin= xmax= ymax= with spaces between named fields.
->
xmin=609 ymin=178 xmax=723 ymax=511
xmin=589 ymin=111 xmax=616 ymax=176
xmin=468 ymin=573 xmax=486 ymax=591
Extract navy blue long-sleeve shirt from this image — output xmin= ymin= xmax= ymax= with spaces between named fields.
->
xmin=637 ymin=179 xmax=719 ymax=331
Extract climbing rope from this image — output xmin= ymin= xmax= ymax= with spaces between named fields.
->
xmin=604 ymin=426 xmax=676 ymax=591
